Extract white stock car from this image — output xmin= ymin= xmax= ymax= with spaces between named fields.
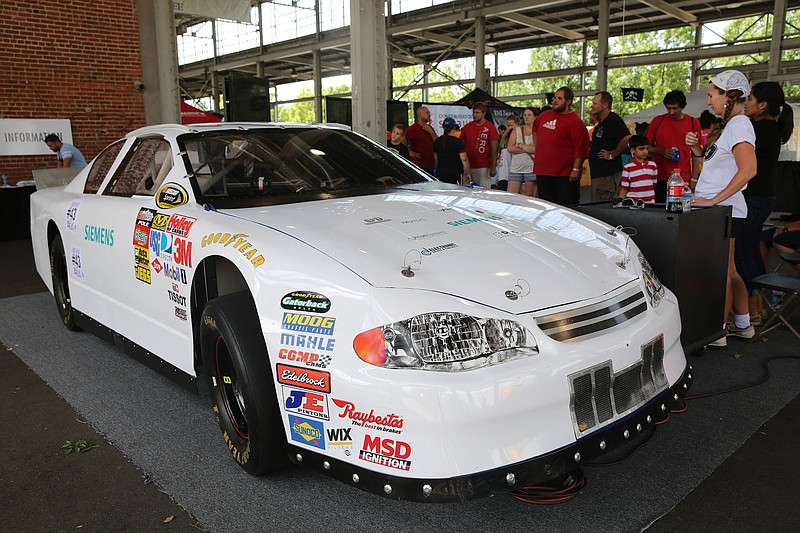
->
xmin=30 ymin=123 xmax=691 ymax=502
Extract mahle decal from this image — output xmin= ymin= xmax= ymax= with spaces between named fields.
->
xmin=280 ymin=291 xmax=331 ymax=313
xmin=155 ymin=183 xmax=189 ymax=209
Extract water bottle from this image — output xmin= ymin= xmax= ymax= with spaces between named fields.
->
xmin=666 ymin=168 xmax=684 ymax=213
xmin=682 ymin=185 xmax=693 ymax=213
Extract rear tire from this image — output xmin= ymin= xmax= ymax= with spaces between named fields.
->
xmin=200 ymin=291 xmax=290 ymax=475
xmin=50 ymin=234 xmax=79 ymax=330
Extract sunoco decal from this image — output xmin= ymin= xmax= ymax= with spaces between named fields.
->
xmin=280 ymin=291 xmax=331 ymax=313
xmin=282 ymin=386 xmax=329 ymax=420
xmin=358 ymin=435 xmax=411 ymax=471
xmin=155 ymin=183 xmax=189 ymax=209
xmin=276 ymin=364 xmax=331 ymax=393
xmin=288 ymin=415 xmax=325 ymax=449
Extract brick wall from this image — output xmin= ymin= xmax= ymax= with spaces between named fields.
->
xmin=0 ymin=0 xmax=146 ymax=183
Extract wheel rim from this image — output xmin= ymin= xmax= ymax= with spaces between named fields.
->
xmin=215 ymin=336 xmax=249 ymax=439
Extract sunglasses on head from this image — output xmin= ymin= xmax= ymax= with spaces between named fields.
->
xmin=612 ymin=197 xmax=645 ymax=209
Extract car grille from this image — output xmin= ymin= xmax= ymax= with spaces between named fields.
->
xmin=569 ymin=335 xmax=667 ymax=437
xmin=534 ymin=285 xmax=647 ymax=343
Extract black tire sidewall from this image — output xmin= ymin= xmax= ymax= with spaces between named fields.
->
xmin=200 ymin=292 xmax=289 ymax=475
xmin=50 ymin=234 xmax=77 ymax=330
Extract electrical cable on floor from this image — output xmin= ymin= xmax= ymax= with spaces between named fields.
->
xmin=511 ymin=468 xmax=587 ymax=505
xmin=686 ymin=354 xmax=800 ymax=401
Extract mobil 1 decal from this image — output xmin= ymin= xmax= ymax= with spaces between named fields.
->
xmin=280 ymin=291 xmax=331 ymax=313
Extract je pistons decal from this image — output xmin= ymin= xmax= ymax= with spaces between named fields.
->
xmin=282 ymin=386 xmax=329 ymax=420
xmin=288 ymin=415 xmax=326 ymax=449
xmin=156 ymin=182 xmax=189 ymax=209
xmin=281 ymin=291 xmax=331 ymax=313
xmin=277 ymin=364 xmax=331 ymax=393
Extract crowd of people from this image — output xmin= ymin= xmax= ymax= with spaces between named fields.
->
xmin=391 ymin=72 xmax=795 ymax=346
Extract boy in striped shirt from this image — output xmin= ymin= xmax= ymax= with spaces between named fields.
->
xmin=618 ymin=135 xmax=658 ymax=203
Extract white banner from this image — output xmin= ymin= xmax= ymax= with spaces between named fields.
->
xmin=427 ymin=104 xmax=472 ymax=136
xmin=174 ymin=0 xmax=252 ymax=23
xmin=0 ymin=119 xmax=74 ymax=156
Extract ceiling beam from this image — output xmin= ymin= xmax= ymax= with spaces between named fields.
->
xmin=500 ymin=13 xmax=584 ymax=41
xmin=406 ymin=30 xmax=496 ymax=54
xmin=638 ymin=0 xmax=697 ymax=24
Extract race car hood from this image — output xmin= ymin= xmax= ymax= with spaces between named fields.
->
xmin=224 ymin=185 xmax=640 ymax=313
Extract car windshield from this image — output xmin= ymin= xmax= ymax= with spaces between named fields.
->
xmin=179 ymin=127 xmax=432 ymax=207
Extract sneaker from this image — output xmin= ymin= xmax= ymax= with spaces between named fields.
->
xmin=750 ymin=314 xmax=763 ymax=327
xmin=727 ymin=323 xmax=755 ymax=339
xmin=708 ymin=335 xmax=727 ymax=348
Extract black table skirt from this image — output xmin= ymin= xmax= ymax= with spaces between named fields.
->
xmin=0 ymin=186 xmax=36 ymax=241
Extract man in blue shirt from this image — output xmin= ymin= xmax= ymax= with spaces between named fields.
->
xmin=44 ymin=133 xmax=87 ymax=168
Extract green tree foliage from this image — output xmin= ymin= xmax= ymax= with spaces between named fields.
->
xmin=276 ymin=83 xmax=352 ymax=123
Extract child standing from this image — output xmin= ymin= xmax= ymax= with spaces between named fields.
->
xmin=618 ymin=135 xmax=658 ymax=203
xmin=387 ymin=124 xmax=410 ymax=159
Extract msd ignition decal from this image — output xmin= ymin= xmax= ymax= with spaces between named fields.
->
xmin=65 ymin=201 xmax=80 ymax=232
xmin=155 ymin=183 xmax=189 ymax=209
xmin=332 ymin=399 xmax=403 ymax=434
xmin=288 ymin=415 xmax=325 ymax=449
xmin=201 ymin=233 xmax=264 ymax=268
xmin=280 ymin=291 xmax=331 ymax=313
xmin=70 ymin=246 xmax=84 ymax=279
xmin=447 ymin=215 xmax=503 ymax=227
xmin=133 ymin=208 xmax=155 ymax=284
xmin=282 ymin=386 xmax=329 ymax=420
xmin=276 ymin=364 xmax=331 ymax=393
xmin=282 ymin=313 xmax=335 ymax=335
xmin=358 ymin=435 xmax=411 ymax=471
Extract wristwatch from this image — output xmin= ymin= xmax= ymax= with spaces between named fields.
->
xmin=571 ymin=167 xmax=580 ymax=172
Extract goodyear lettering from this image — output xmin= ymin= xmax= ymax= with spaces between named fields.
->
xmin=222 ymin=430 xmax=250 ymax=465
xmin=281 ymin=313 xmax=336 ymax=335
xmin=201 ymin=232 xmax=265 ymax=268
xmin=332 ymin=398 xmax=403 ymax=433
xmin=447 ymin=215 xmax=503 ymax=227
xmin=280 ymin=332 xmax=336 ymax=352
xmin=84 ymin=225 xmax=115 ymax=246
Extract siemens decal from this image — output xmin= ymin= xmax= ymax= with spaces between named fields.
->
xmin=84 ymin=225 xmax=115 ymax=246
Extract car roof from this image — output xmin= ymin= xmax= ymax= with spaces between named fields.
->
xmin=126 ymin=122 xmax=352 ymax=139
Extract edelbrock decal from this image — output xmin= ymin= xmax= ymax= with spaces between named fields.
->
xmin=276 ymin=364 xmax=331 ymax=393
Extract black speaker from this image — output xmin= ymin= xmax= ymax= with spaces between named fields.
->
xmin=386 ymin=100 xmax=409 ymax=130
xmin=224 ymin=73 xmax=270 ymax=122
xmin=325 ymin=96 xmax=352 ymax=126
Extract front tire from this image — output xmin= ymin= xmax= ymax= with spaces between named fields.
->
xmin=50 ymin=234 xmax=79 ymax=330
xmin=200 ymin=291 xmax=290 ymax=475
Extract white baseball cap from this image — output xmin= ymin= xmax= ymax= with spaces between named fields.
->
xmin=710 ymin=70 xmax=750 ymax=95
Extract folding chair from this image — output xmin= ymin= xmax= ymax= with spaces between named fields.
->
xmin=776 ymin=251 xmax=800 ymax=274
xmin=735 ymin=272 xmax=800 ymax=359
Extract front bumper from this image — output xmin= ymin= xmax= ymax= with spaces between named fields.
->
xmin=287 ymin=361 xmax=693 ymax=502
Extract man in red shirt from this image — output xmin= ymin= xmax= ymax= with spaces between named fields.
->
xmin=644 ymin=90 xmax=702 ymax=202
xmin=532 ymin=87 xmax=589 ymax=205
xmin=460 ymin=102 xmax=499 ymax=188
xmin=405 ymin=106 xmax=437 ymax=175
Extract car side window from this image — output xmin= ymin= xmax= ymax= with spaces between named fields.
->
xmin=84 ymin=140 xmax=124 ymax=194
xmin=104 ymin=138 xmax=173 ymax=197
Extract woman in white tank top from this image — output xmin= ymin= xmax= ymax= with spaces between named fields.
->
xmin=507 ymin=107 xmax=537 ymax=196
